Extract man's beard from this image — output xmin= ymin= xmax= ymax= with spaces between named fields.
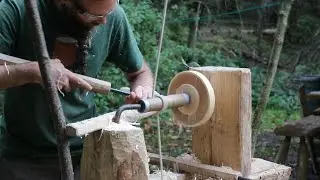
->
xmin=54 ymin=4 xmax=97 ymax=75
xmin=57 ymin=4 xmax=95 ymax=40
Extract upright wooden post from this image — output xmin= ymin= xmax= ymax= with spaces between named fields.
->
xmin=80 ymin=122 xmax=150 ymax=180
xmin=190 ymin=67 xmax=252 ymax=177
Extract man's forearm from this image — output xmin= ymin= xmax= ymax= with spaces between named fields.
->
xmin=0 ymin=62 xmax=37 ymax=89
xmin=127 ymin=61 xmax=154 ymax=90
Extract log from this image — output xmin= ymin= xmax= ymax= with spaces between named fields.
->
xmin=66 ymin=110 xmax=158 ymax=137
xmin=81 ymin=122 xmax=149 ymax=180
xmin=274 ymin=115 xmax=320 ymax=137
xmin=189 ymin=66 xmax=252 ymax=176
xmin=148 ymin=153 xmax=291 ymax=180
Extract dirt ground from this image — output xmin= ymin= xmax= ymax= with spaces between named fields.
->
xmin=255 ymin=131 xmax=320 ymax=180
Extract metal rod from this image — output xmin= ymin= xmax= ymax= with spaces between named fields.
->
xmin=24 ymin=0 xmax=74 ymax=180
xmin=110 ymin=88 xmax=131 ymax=96
xmin=112 ymin=104 xmax=142 ymax=123
xmin=112 ymin=93 xmax=191 ymax=123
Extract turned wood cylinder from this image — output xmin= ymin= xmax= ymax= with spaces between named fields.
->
xmin=138 ymin=93 xmax=190 ymax=113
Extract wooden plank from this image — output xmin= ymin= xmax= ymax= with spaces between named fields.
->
xmin=190 ymin=67 xmax=252 ymax=176
xmin=274 ymin=115 xmax=320 ymax=137
xmin=247 ymin=158 xmax=291 ymax=180
xmin=81 ymin=123 xmax=149 ymax=180
xmin=148 ymin=153 xmax=241 ymax=180
xmin=66 ymin=110 xmax=157 ymax=136
xmin=148 ymin=153 xmax=291 ymax=180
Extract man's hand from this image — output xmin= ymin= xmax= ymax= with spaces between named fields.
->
xmin=32 ymin=59 xmax=92 ymax=92
xmin=125 ymin=85 xmax=153 ymax=104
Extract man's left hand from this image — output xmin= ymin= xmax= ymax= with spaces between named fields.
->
xmin=125 ymin=85 xmax=153 ymax=104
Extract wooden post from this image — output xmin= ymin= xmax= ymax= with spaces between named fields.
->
xmin=80 ymin=122 xmax=150 ymax=180
xmin=189 ymin=67 xmax=252 ymax=177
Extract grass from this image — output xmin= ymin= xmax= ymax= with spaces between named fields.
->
xmin=261 ymin=109 xmax=301 ymax=131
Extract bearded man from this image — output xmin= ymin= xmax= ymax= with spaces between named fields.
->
xmin=0 ymin=0 xmax=154 ymax=179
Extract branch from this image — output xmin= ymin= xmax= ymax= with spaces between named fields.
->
xmin=24 ymin=0 xmax=74 ymax=179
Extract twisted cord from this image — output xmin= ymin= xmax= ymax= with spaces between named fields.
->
xmin=153 ymin=0 xmax=170 ymax=179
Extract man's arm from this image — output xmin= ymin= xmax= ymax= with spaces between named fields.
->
xmin=0 ymin=63 xmax=37 ymax=89
xmin=125 ymin=60 xmax=154 ymax=103
xmin=107 ymin=5 xmax=155 ymax=103
xmin=0 ymin=60 xmax=92 ymax=91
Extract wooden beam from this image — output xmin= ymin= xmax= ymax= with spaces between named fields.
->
xmin=189 ymin=67 xmax=252 ymax=177
xmin=148 ymin=153 xmax=291 ymax=180
xmin=148 ymin=153 xmax=241 ymax=180
xmin=66 ymin=110 xmax=157 ymax=137
xmin=306 ymin=91 xmax=320 ymax=99
xmin=81 ymin=122 xmax=149 ymax=180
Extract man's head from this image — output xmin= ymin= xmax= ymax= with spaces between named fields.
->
xmin=54 ymin=0 xmax=117 ymax=38
xmin=52 ymin=0 xmax=117 ymax=75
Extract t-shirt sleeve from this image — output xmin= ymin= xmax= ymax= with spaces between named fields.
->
xmin=107 ymin=5 xmax=144 ymax=73
xmin=0 ymin=0 xmax=19 ymax=55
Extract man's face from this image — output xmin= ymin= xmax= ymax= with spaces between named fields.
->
xmin=56 ymin=0 xmax=117 ymax=37
xmin=74 ymin=0 xmax=117 ymax=28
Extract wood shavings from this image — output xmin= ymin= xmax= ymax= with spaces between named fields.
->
xmin=149 ymin=170 xmax=179 ymax=180
xmin=176 ymin=153 xmax=202 ymax=164
xmin=57 ymin=69 xmax=65 ymax=97
xmin=4 ymin=62 xmax=9 ymax=75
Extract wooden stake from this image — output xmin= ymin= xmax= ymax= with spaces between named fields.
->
xmin=189 ymin=67 xmax=252 ymax=177
xmin=80 ymin=123 xmax=149 ymax=180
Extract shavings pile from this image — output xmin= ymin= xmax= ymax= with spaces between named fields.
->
xmin=148 ymin=170 xmax=181 ymax=180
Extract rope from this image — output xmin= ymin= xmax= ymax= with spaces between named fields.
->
xmin=153 ymin=0 xmax=170 ymax=179
xmin=167 ymin=2 xmax=280 ymax=24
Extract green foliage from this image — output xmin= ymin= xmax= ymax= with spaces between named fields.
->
xmin=251 ymin=66 xmax=301 ymax=115
xmin=287 ymin=14 xmax=320 ymax=44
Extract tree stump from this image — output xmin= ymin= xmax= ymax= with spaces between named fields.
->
xmin=80 ymin=122 xmax=149 ymax=180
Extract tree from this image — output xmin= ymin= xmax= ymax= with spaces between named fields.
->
xmin=252 ymin=0 xmax=295 ymax=155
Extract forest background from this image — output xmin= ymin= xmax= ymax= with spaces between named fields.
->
xmin=1 ymin=0 xmax=319 ymax=176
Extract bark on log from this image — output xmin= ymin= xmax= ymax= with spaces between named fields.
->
xmin=80 ymin=123 xmax=149 ymax=180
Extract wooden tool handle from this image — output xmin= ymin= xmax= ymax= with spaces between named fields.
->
xmin=76 ymin=74 xmax=111 ymax=94
xmin=0 ymin=53 xmax=111 ymax=94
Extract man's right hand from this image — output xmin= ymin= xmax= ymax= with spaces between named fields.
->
xmin=31 ymin=59 xmax=92 ymax=92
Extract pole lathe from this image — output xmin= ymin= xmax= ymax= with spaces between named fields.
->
xmin=112 ymin=70 xmax=216 ymax=128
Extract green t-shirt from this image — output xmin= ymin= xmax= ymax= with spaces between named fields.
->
xmin=0 ymin=0 xmax=144 ymax=161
